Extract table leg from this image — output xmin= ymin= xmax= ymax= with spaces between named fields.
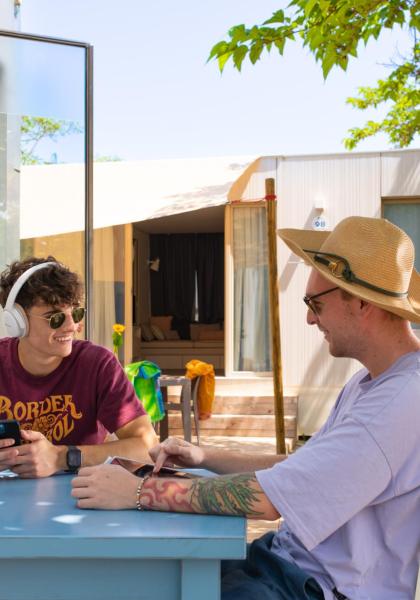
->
xmin=181 ymin=380 xmax=192 ymax=443
xmin=181 ymin=559 xmax=220 ymax=600
xmin=160 ymin=386 xmax=169 ymax=441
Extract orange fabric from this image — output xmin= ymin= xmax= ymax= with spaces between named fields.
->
xmin=185 ymin=359 xmax=215 ymax=420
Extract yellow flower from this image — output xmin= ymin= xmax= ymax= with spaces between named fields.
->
xmin=112 ymin=323 xmax=125 ymax=357
xmin=113 ymin=323 xmax=126 ymax=334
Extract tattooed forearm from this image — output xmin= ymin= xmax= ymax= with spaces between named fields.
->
xmin=140 ymin=472 xmax=265 ymax=517
xmin=141 ymin=477 xmax=193 ymax=512
xmin=190 ymin=473 xmax=264 ymax=516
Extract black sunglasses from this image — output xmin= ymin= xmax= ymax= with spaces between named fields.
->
xmin=30 ymin=307 xmax=86 ymax=329
xmin=303 ymin=287 xmax=340 ymax=315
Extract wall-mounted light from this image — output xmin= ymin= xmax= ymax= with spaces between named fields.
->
xmin=312 ymin=192 xmax=328 ymax=230
xmin=14 ymin=0 xmax=22 ymax=18
xmin=148 ymin=258 xmax=160 ymax=272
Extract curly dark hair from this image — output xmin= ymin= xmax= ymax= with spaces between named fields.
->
xmin=0 ymin=256 xmax=84 ymax=309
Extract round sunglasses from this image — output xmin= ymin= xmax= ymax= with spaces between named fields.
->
xmin=303 ymin=287 xmax=339 ymax=316
xmin=29 ymin=307 xmax=86 ymax=329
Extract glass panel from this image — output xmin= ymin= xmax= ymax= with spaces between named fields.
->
xmin=232 ymin=206 xmax=271 ymax=371
xmin=0 ymin=34 xmax=86 ymax=337
xmin=383 ymin=201 xmax=420 ymax=329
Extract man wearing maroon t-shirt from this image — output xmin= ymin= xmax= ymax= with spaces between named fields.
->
xmin=0 ymin=256 xmax=157 ymax=478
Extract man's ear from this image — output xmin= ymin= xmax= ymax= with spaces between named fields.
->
xmin=359 ymin=299 xmax=375 ymax=316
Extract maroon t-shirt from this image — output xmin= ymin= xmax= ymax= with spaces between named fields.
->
xmin=0 ymin=338 xmax=145 ymax=445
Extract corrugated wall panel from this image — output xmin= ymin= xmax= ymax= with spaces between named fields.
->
xmin=277 ymin=153 xmax=381 ymax=432
xmin=381 ymin=151 xmax=420 ymax=197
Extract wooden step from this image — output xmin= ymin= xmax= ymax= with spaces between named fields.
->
xmin=165 ymin=385 xmax=298 ymax=449
xmin=168 ymin=413 xmax=297 ymax=439
xmin=167 ymin=395 xmax=298 ymax=416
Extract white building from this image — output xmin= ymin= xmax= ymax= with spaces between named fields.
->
xmin=16 ymin=148 xmax=420 ymax=433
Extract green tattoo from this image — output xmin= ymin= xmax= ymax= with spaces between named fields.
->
xmin=189 ymin=472 xmax=264 ymax=516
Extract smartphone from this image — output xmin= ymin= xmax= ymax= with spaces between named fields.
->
xmin=106 ymin=457 xmax=198 ymax=478
xmin=0 ymin=420 xmax=21 ymax=446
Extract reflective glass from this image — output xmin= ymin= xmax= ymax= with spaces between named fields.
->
xmin=0 ymin=34 xmax=87 ymax=338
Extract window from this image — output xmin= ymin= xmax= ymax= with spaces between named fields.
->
xmin=383 ymin=198 xmax=420 ymax=329
xmin=0 ymin=31 xmax=92 ymax=338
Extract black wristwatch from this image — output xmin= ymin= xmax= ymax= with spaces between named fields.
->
xmin=66 ymin=446 xmax=82 ymax=473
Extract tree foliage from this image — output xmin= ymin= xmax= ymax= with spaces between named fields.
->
xmin=21 ymin=116 xmax=82 ymax=165
xmin=208 ymin=0 xmax=420 ymax=149
xmin=94 ymin=154 xmax=122 ymax=162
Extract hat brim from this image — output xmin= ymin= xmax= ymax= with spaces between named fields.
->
xmin=278 ymin=227 xmax=420 ymax=324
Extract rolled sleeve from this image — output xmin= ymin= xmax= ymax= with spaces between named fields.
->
xmin=256 ymin=418 xmax=391 ymax=550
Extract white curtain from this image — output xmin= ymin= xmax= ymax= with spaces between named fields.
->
xmin=233 ymin=206 xmax=271 ymax=371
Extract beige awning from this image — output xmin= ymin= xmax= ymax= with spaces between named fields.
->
xmin=20 ymin=155 xmax=256 ymax=238
xmin=227 ymin=156 xmax=277 ymax=203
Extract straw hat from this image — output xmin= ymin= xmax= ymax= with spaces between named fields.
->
xmin=278 ymin=216 xmax=420 ymax=323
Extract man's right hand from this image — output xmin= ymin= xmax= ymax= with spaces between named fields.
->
xmin=150 ymin=437 xmax=205 ymax=473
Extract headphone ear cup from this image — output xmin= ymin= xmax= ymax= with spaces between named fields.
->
xmin=3 ymin=303 xmax=29 ymax=337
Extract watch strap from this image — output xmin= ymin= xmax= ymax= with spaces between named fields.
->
xmin=66 ymin=445 xmax=82 ymax=473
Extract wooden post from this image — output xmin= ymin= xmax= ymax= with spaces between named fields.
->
xmin=124 ymin=223 xmax=133 ymax=366
xmin=265 ymin=178 xmax=286 ymax=455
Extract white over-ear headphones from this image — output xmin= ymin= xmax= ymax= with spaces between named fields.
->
xmin=3 ymin=262 xmax=55 ymax=338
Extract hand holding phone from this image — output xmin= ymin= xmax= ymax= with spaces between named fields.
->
xmin=0 ymin=420 xmax=21 ymax=446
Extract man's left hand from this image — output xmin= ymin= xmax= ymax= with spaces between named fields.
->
xmin=72 ymin=464 xmax=139 ymax=510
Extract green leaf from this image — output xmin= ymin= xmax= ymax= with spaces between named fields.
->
xmin=208 ymin=41 xmax=229 ymax=61
xmin=233 ymin=45 xmax=248 ymax=71
xmin=264 ymin=9 xmax=285 ymax=25
xmin=338 ymin=55 xmax=349 ymax=71
xmin=321 ymin=49 xmax=337 ymax=78
xmin=307 ymin=29 xmax=324 ymax=51
xmin=228 ymin=24 xmax=248 ymax=44
xmin=217 ymin=51 xmax=233 ymax=72
xmin=304 ymin=0 xmax=319 ymax=17
xmin=249 ymin=26 xmax=261 ymax=41
xmin=274 ymin=38 xmax=286 ymax=55
xmin=249 ymin=41 xmax=264 ymax=64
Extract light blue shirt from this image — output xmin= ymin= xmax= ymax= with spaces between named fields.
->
xmin=256 ymin=351 xmax=420 ymax=599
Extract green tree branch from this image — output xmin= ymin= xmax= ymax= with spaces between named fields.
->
xmin=208 ymin=0 xmax=420 ymax=148
xmin=21 ymin=116 xmax=82 ymax=165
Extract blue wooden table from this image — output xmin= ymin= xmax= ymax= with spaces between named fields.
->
xmin=0 ymin=473 xmax=246 ymax=600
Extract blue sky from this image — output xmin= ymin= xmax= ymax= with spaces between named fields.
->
xmin=21 ymin=0 xmax=417 ymax=161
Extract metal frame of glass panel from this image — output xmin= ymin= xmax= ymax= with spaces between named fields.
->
xmin=0 ymin=29 xmax=93 ymax=338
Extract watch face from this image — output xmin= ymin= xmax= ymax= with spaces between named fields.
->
xmin=67 ymin=447 xmax=82 ymax=471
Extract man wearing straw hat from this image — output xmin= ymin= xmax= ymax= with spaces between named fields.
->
xmin=72 ymin=217 xmax=420 ymax=600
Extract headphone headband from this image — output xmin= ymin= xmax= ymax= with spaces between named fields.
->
xmin=4 ymin=262 xmax=56 ymax=311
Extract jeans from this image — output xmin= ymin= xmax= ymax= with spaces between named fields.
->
xmin=221 ymin=532 xmax=325 ymax=600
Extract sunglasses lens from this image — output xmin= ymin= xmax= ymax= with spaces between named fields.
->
xmin=49 ymin=312 xmax=66 ymax=329
xmin=72 ymin=307 xmax=85 ymax=323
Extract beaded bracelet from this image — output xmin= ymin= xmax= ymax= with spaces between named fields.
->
xmin=135 ymin=473 xmax=151 ymax=511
